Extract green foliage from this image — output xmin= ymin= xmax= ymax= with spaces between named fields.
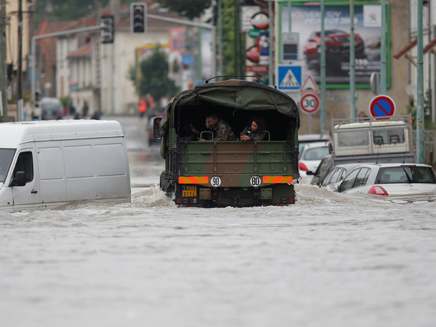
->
xmin=222 ymin=0 xmax=245 ymax=77
xmin=137 ymin=45 xmax=178 ymax=100
xmin=406 ymin=89 xmax=436 ymax=130
xmin=60 ymin=96 xmax=70 ymax=107
xmin=155 ymin=0 xmax=212 ymax=20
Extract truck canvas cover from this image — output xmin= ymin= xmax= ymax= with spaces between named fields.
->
xmin=159 ymin=79 xmax=299 ymax=158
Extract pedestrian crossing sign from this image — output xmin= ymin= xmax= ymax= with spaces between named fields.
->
xmin=277 ymin=65 xmax=302 ymax=90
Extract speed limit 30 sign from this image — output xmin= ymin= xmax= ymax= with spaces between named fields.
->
xmin=300 ymin=93 xmax=320 ymax=114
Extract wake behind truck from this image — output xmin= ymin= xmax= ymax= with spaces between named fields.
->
xmin=154 ymin=79 xmax=300 ymax=207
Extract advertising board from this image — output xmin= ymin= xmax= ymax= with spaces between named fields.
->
xmin=278 ymin=2 xmax=390 ymax=89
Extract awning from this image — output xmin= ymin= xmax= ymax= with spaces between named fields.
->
xmin=394 ymin=38 xmax=436 ymax=67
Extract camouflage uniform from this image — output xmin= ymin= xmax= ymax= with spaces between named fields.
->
xmin=213 ymin=119 xmax=236 ymax=141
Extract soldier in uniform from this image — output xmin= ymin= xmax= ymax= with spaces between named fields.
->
xmin=203 ymin=113 xmax=236 ymax=141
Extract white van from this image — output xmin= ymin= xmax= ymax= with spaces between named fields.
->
xmin=0 ymin=120 xmax=131 ymax=211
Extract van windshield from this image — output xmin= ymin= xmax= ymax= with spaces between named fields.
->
xmin=0 ymin=149 xmax=16 ymax=183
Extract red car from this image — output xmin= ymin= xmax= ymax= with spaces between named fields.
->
xmin=303 ymin=29 xmax=365 ymax=66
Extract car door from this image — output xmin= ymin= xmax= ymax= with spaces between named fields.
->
xmin=10 ymin=146 xmax=41 ymax=209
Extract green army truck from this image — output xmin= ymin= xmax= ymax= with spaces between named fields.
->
xmin=154 ymin=79 xmax=300 ymax=207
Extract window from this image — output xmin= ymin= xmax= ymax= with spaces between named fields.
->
xmin=331 ymin=168 xmax=344 ymax=183
xmin=13 ymin=152 xmax=33 ymax=183
xmin=353 ymin=168 xmax=370 ymax=187
xmin=303 ymin=147 xmax=329 ymax=160
xmin=339 ymin=169 xmax=360 ymax=192
xmin=337 ymin=130 xmax=369 ymax=147
xmin=321 ymin=169 xmax=336 ymax=187
xmin=373 ymin=128 xmax=405 ymax=145
xmin=0 ymin=149 xmax=16 ymax=183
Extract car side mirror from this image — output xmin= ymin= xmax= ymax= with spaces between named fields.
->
xmin=153 ymin=117 xmax=162 ymax=140
xmin=11 ymin=171 xmax=26 ymax=187
xmin=306 ymin=170 xmax=314 ymax=176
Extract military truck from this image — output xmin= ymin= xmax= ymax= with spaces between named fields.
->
xmin=154 ymin=79 xmax=300 ymax=207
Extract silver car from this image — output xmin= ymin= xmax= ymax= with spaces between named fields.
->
xmin=337 ymin=163 xmax=436 ymax=197
xmin=320 ymin=163 xmax=362 ymax=189
xmin=298 ymin=142 xmax=331 ymax=184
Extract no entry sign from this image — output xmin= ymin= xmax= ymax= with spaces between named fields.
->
xmin=300 ymin=93 xmax=320 ymax=114
xmin=369 ymin=95 xmax=396 ymax=119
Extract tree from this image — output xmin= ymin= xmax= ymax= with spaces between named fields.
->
xmin=155 ymin=0 xmax=212 ymax=20
xmin=136 ymin=45 xmax=178 ymax=101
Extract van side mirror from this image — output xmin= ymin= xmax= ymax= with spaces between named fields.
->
xmin=153 ymin=117 xmax=162 ymax=140
xmin=11 ymin=171 xmax=26 ymax=187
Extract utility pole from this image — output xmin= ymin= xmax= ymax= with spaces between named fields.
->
xmin=380 ymin=0 xmax=387 ymax=94
xmin=417 ymin=0 xmax=425 ymax=164
xmin=218 ymin=0 xmax=223 ymax=79
xmin=0 ymin=0 xmax=7 ymax=121
xmin=268 ymin=0 xmax=273 ymax=85
xmin=320 ymin=0 xmax=326 ymax=134
xmin=17 ymin=0 xmax=23 ymax=121
xmin=350 ymin=0 xmax=355 ymax=120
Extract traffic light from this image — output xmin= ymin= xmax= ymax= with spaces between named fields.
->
xmin=131 ymin=3 xmax=146 ymax=34
xmin=35 ymin=90 xmax=40 ymax=108
xmin=101 ymin=15 xmax=114 ymax=44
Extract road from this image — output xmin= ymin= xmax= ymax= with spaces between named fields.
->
xmin=1 ymin=115 xmax=436 ymax=327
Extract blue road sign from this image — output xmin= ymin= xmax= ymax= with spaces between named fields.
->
xmin=369 ymin=95 xmax=396 ymax=119
xmin=277 ymin=65 xmax=301 ymax=90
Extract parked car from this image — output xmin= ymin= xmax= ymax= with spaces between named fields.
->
xmin=318 ymin=163 xmax=363 ymax=189
xmin=40 ymin=97 xmax=63 ymax=120
xmin=298 ymin=133 xmax=331 ymax=157
xmin=298 ymin=142 xmax=331 ymax=184
xmin=337 ymin=163 xmax=436 ymax=197
xmin=303 ymin=29 xmax=365 ymax=67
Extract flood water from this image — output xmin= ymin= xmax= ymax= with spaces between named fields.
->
xmin=1 ymin=117 xmax=436 ymax=327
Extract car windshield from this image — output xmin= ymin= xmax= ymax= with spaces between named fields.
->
xmin=376 ymin=166 xmax=436 ymax=184
xmin=303 ymin=147 xmax=329 ymax=161
xmin=42 ymin=102 xmax=61 ymax=112
xmin=0 ymin=148 xmax=16 ymax=183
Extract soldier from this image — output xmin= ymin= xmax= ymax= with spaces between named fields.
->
xmin=203 ymin=113 xmax=236 ymax=141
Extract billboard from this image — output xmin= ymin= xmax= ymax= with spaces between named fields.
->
xmin=279 ymin=2 xmax=390 ymax=89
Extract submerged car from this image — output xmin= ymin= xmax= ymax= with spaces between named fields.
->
xmin=298 ymin=142 xmax=331 ymax=184
xmin=319 ymin=163 xmax=362 ymax=189
xmin=337 ymin=163 xmax=436 ymax=197
xmin=303 ymin=29 xmax=365 ymax=66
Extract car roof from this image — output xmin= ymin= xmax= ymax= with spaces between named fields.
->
xmin=302 ymin=141 xmax=330 ymax=149
xmin=349 ymin=163 xmax=432 ymax=169
xmin=299 ymin=134 xmax=331 ymax=141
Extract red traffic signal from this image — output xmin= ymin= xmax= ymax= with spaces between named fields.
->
xmin=131 ymin=3 xmax=146 ymax=34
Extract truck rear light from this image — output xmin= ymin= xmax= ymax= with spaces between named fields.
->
xmin=298 ymin=162 xmax=308 ymax=171
xmin=368 ymin=186 xmax=389 ymax=195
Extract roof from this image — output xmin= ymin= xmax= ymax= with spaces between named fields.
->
xmin=0 ymin=120 xmax=124 ymax=148
xmin=335 ymin=120 xmax=407 ymax=130
xmin=34 ymin=20 xmax=80 ymax=67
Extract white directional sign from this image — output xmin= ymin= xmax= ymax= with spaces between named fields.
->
xmin=300 ymin=93 xmax=320 ymax=114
